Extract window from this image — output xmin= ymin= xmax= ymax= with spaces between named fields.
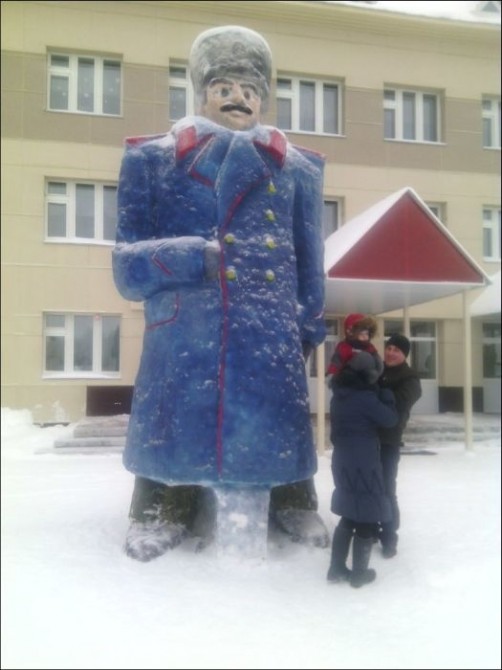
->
xmin=482 ymin=207 xmax=501 ymax=261
xmin=44 ymin=313 xmax=120 ymax=376
xmin=482 ymin=322 xmax=501 ymax=379
xmin=276 ymin=76 xmax=341 ymax=135
xmin=323 ymin=200 xmax=341 ymax=239
xmin=384 ymin=320 xmax=437 ymax=379
xmin=169 ymin=64 xmax=194 ymax=121
xmin=425 ymin=202 xmax=447 ymax=226
xmin=384 ymin=88 xmax=440 ymax=143
xmin=45 ymin=180 xmax=117 ymax=243
xmin=482 ymin=97 xmax=501 ymax=148
xmin=48 ymin=53 xmax=121 ymax=115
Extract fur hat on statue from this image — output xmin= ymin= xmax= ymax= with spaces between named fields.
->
xmin=189 ymin=25 xmax=273 ymax=111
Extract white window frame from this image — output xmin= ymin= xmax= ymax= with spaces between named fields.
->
xmin=45 ymin=180 xmax=117 ymax=244
xmin=47 ymin=52 xmax=122 ymax=116
xmin=276 ymin=75 xmax=342 ymax=135
xmin=425 ymin=201 xmax=447 ymax=226
xmin=384 ymin=87 xmax=441 ymax=143
xmin=482 ymin=96 xmax=501 ymax=149
xmin=323 ymin=199 xmax=342 ymax=239
xmin=168 ymin=63 xmax=195 ymax=121
xmin=43 ymin=313 xmax=121 ymax=378
xmin=482 ymin=207 xmax=501 ymax=261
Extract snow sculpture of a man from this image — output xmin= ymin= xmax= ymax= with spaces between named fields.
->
xmin=113 ymin=25 xmax=328 ymax=561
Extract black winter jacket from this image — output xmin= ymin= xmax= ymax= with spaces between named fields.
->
xmin=378 ymin=362 xmax=422 ymax=447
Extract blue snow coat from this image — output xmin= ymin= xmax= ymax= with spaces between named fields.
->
xmin=330 ymin=369 xmax=398 ymax=523
xmin=113 ymin=116 xmax=326 ymax=487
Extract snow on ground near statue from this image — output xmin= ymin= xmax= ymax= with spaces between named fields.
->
xmin=1 ymin=408 xmax=501 ymax=670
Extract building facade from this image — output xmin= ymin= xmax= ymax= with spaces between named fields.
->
xmin=1 ymin=0 xmax=500 ymax=423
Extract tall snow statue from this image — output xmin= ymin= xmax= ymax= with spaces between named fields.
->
xmin=112 ymin=25 xmax=327 ymax=561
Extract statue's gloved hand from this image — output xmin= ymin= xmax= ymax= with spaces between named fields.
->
xmin=204 ymin=241 xmax=221 ymax=281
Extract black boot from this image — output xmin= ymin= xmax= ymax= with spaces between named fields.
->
xmin=269 ymin=479 xmax=329 ymax=548
xmin=380 ymin=522 xmax=398 ymax=558
xmin=124 ymin=478 xmax=199 ymax=561
xmin=327 ymin=525 xmax=353 ymax=583
xmin=350 ymin=534 xmax=376 ymax=588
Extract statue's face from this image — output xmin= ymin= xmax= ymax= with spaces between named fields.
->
xmin=200 ymin=77 xmax=262 ymax=130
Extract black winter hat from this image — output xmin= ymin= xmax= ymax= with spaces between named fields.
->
xmin=385 ymin=334 xmax=411 ymax=358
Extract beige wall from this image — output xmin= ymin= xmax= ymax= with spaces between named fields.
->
xmin=1 ymin=0 xmax=500 ymax=421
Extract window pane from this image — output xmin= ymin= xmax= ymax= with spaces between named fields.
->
xmin=277 ymin=78 xmax=292 ymax=91
xmin=483 ymin=323 xmax=501 ymax=338
xmin=384 ymin=321 xmax=404 ymax=337
xmin=322 ymin=201 xmax=338 ymax=238
xmin=74 ymin=315 xmax=93 ymax=371
xmin=46 ymin=314 xmax=65 ymax=328
xmin=423 ymin=94 xmax=437 ymax=141
xmin=277 ymin=98 xmax=292 ymax=130
xmin=77 ymin=58 xmax=94 ymax=112
xmin=483 ymin=118 xmax=492 ymax=147
xmin=323 ymin=84 xmax=338 ymax=134
xmin=103 ymin=61 xmax=120 ymax=115
xmin=384 ymin=89 xmax=395 ymax=102
xmin=51 ymin=54 xmax=69 ymax=68
xmin=299 ymin=81 xmax=315 ymax=132
xmin=410 ymin=321 xmax=435 ymax=337
xmin=103 ymin=186 xmax=117 ymax=241
xmin=50 ymin=75 xmax=69 ymax=110
xmin=169 ymin=86 xmax=186 ymax=120
xmin=412 ymin=341 xmax=436 ymax=379
xmin=169 ymin=66 xmax=186 ymax=79
xmin=48 ymin=203 xmax=66 ymax=237
xmin=403 ymin=92 xmax=416 ymax=140
xmin=48 ymin=182 xmax=66 ymax=195
xmin=483 ymin=228 xmax=492 ymax=257
xmin=384 ymin=109 xmax=395 ymax=138
xmin=75 ymin=184 xmax=95 ymax=238
xmin=46 ymin=336 xmax=65 ymax=371
xmin=483 ymin=343 xmax=501 ymax=378
xmin=102 ymin=316 xmax=120 ymax=372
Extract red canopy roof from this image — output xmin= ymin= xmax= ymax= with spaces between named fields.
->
xmin=324 ymin=187 xmax=489 ymax=314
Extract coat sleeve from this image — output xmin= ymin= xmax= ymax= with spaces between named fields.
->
xmin=291 ymin=149 xmax=326 ymax=348
xmin=365 ymin=388 xmax=399 ymax=428
xmin=112 ymin=141 xmax=213 ymax=302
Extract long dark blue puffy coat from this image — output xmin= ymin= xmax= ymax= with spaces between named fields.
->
xmin=113 ymin=116 xmax=326 ymax=487
xmin=330 ymin=370 xmax=398 ymax=523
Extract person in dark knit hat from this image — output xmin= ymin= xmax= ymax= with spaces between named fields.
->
xmin=327 ymin=351 xmax=398 ymax=588
xmin=326 ymin=313 xmax=383 ymax=386
xmin=377 ymin=334 xmax=422 ymax=557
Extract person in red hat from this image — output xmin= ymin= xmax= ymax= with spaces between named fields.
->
xmin=326 ymin=313 xmax=383 ymax=387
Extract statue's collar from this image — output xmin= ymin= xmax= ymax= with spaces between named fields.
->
xmin=172 ymin=116 xmax=287 ymax=167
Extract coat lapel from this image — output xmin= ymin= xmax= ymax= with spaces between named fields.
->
xmin=173 ymin=119 xmax=288 ymax=227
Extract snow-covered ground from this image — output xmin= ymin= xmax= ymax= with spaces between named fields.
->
xmin=1 ymin=407 xmax=500 ymax=670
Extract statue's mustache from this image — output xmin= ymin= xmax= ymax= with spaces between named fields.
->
xmin=220 ymin=103 xmax=252 ymax=115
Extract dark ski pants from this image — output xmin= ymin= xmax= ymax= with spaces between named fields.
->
xmin=380 ymin=443 xmax=401 ymax=546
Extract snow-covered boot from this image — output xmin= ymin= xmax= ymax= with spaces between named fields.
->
xmin=350 ymin=534 xmax=376 ymax=588
xmin=124 ymin=518 xmax=187 ymax=562
xmin=327 ymin=525 xmax=353 ymax=583
xmin=272 ymin=509 xmax=329 ymax=548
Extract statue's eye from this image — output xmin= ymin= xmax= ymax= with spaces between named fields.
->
xmin=220 ymin=86 xmax=231 ymax=97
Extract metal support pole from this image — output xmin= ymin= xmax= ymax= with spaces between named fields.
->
xmin=316 ymin=342 xmax=326 ymax=454
xmin=463 ymin=290 xmax=474 ymax=450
